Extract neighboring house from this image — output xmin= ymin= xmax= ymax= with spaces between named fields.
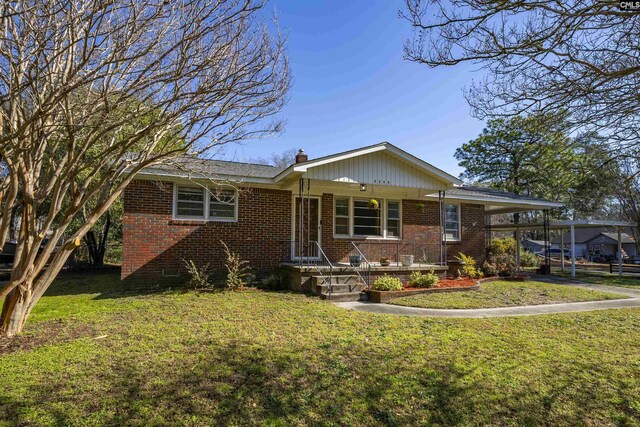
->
xmin=586 ymin=232 xmax=637 ymax=259
xmin=522 ymin=239 xmax=546 ymax=253
xmin=121 ymin=142 xmax=560 ymax=287
xmin=551 ymin=227 xmax=637 ymax=260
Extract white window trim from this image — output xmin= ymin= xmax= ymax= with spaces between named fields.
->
xmin=444 ymin=203 xmax=461 ymax=242
xmin=333 ymin=196 xmax=350 ymax=237
xmin=385 ymin=200 xmax=402 ymax=239
xmin=333 ymin=196 xmax=402 ymax=240
xmin=173 ymin=184 xmax=238 ymax=222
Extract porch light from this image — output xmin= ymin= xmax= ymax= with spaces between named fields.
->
xmin=360 ymin=183 xmax=367 ymax=191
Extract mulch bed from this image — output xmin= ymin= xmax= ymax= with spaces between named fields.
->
xmin=369 ymin=277 xmax=481 ymax=303
xmin=401 ymin=277 xmax=478 ymax=291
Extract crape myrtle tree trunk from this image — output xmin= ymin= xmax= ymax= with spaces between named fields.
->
xmin=402 ymin=1 xmax=640 ymax=155
xmin=0 ymin=0 xmax=290 ymax=337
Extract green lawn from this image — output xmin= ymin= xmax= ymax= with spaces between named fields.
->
xmin=389 ymin=280 xmax=625 ymax=309
xmin=1 ymin=272 xmax=639 ymax=426
xmin=555 ymin=271 xmax=640 ymax=289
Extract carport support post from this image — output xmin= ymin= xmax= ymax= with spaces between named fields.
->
xmin=560 ymin=231 xmax=565 ymax=273
xmin=618 ymin=227 xmax=623 ymax=276
xmin=570 ymin=224 xmax=576 ymax=278
xmin=514 ymin=213 xmax=520 ymax=274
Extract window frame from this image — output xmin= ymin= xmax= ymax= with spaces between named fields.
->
xmin=353 ymin=198 xmax=383 ymax=237
xmin=385 ymin=200 xmax=401 ymax=239
xmin=333 ymin=196 xmax=350 ymax=236
xmin=173 ymin=184 xmax=238 ymax=222
xmin=333 ymin=196 xmax=402 ymax=239
xmin=444 ymin=203 xmax=461 ymax=242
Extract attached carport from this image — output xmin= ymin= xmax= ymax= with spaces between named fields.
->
xmin=489 ymin=220 xmax=636 ymax=277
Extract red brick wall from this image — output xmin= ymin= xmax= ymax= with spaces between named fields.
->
xmin=122 ymin=182 xmax=486 ymax=282
xmin=122 ymin=180 xmax=291 ymax=281
xmin=320 ymin=194 xmax=486 ymax=264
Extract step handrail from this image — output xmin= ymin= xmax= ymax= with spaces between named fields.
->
xmin=312 ymin=241 xmax=334 ymax=295
xmin=350 ymin=241 xmax=371 ymax=290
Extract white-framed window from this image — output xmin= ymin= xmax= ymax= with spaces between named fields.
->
xmin=334 ymin=197 xmax=350 ymax=235
xmin=386 ymin=201 xmax=400 ymax=237
xmin=444 ymin=204 xmax=460 ymax=241
xmin=174 ymin=185 xmax=238 ymax=222
xmin=175 ymin=186 xmax=206 ymax=219
xmin=353 ymin=198 xmax=382 ymax=236
xmin=209 ymin=189 xmax=237 ymax=220
xmin=333 ymin=197 xmax=401 ymax=239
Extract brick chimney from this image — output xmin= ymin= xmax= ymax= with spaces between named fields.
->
xmin=295 ymin=149 xmax=308 ymax=163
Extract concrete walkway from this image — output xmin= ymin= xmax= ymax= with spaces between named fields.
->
xmin=334 ymin=275 xmax=640 ymax=318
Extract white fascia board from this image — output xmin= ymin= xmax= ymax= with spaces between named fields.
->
xmin=425 ymin=193 xmax=563 ymax=209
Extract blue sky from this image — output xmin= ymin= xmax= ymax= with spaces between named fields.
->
xmin=222 ymin=0 xmax=486 ymax=178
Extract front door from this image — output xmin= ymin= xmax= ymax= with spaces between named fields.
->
xmin=293 ymin=197 xmax=321 ymax=259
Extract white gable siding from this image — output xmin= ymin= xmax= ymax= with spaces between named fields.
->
xmin=303 ymin=151 xmax=449 ymax=190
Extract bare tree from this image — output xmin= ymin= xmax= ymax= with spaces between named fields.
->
xmin=0 ymin=0 xmax=290 ymax=337
xmin=402 ymin=1 xmax=640 ymax=153
xmin=248 ymin=147 xmax=297 ymax=168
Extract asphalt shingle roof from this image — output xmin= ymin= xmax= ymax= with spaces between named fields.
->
xmin=153 ymin=156 xmax=287 ymax=179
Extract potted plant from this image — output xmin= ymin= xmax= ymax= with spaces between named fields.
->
xmin=401 ymin=254 xmax=414 ymax=266
xmin=415 ymin=202 xmax=425 ymax=212
xmin=368 ymin=199 xmax=379 ymax=209
xmin=379 ymin=256 xmax=391 ymax=266
xmin=349 ymin=255 xmax=361 ymax=267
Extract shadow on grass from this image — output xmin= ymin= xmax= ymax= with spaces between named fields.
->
xmin=1 ymin=337 xmax=636 ymax=426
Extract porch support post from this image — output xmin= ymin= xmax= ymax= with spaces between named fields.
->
xmin=618 ymin=227 xmax=623 ymax=276
xmin=560 ymin=230 xmax=565 ymax=273
xmin=438 ymin=191 xmax=444 ymax=265
xmin=570 ymin=224 xmax=576 ymax=278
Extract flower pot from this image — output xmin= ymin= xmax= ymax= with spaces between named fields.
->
xmin=349 ymin=255 xmax=361 ymax=267
xmin=401 ymin=255 xmax=414 ymax=266
xmin=379 ymin=258 xmax=391 ymax=267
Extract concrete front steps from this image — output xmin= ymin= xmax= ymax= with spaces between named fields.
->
xmin=311 ymin=275 xmax=367 ymax=302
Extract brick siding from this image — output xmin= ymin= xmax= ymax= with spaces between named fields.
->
xmin=122 ymin=182 xmax=486 ymax=282
xmin=121 ymin=180 xmax=291 ymax=282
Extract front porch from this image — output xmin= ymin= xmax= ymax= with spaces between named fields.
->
xmin=281 ymin=261 xmax=449 ymax=294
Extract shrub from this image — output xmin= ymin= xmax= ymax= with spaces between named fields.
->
xmin=481 ymin=260 xmax=499 ymax=277
xmin=454 ymin=252 xmax=484 ymax=279
xmin=372 ymin=274 xmax=403 ymax=291
xmin=409 ymin=271 xmax=439 ymax=288
xmin=490 ymin=238 xmax=517 ymax=256
xmin=221 ymin=240 xmax=252 ymax=289
xmin=492 ymin=253 xmax=517 ymax=276
xmin=260 ymin=269 xmax=291 ymax=291
xmin=519 ymin=250 xmax=540 ymax=268
xmin=182 ymin=259 xmax=213 ymax=289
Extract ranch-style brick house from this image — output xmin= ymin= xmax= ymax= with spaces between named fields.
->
xmin=122 ymin=142 xmax=560 ymax=297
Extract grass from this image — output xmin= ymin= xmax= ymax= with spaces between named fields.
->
xmin=554 ymin=270 xmax=640 ymax=289
xmin=388 ymin=280 xmax=626 ymax=309
xmin=0 ymin=272 xmax=639 ymax=426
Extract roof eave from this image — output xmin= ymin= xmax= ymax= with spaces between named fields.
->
xmin=135 ymin=168 xmax=275 ymax=185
